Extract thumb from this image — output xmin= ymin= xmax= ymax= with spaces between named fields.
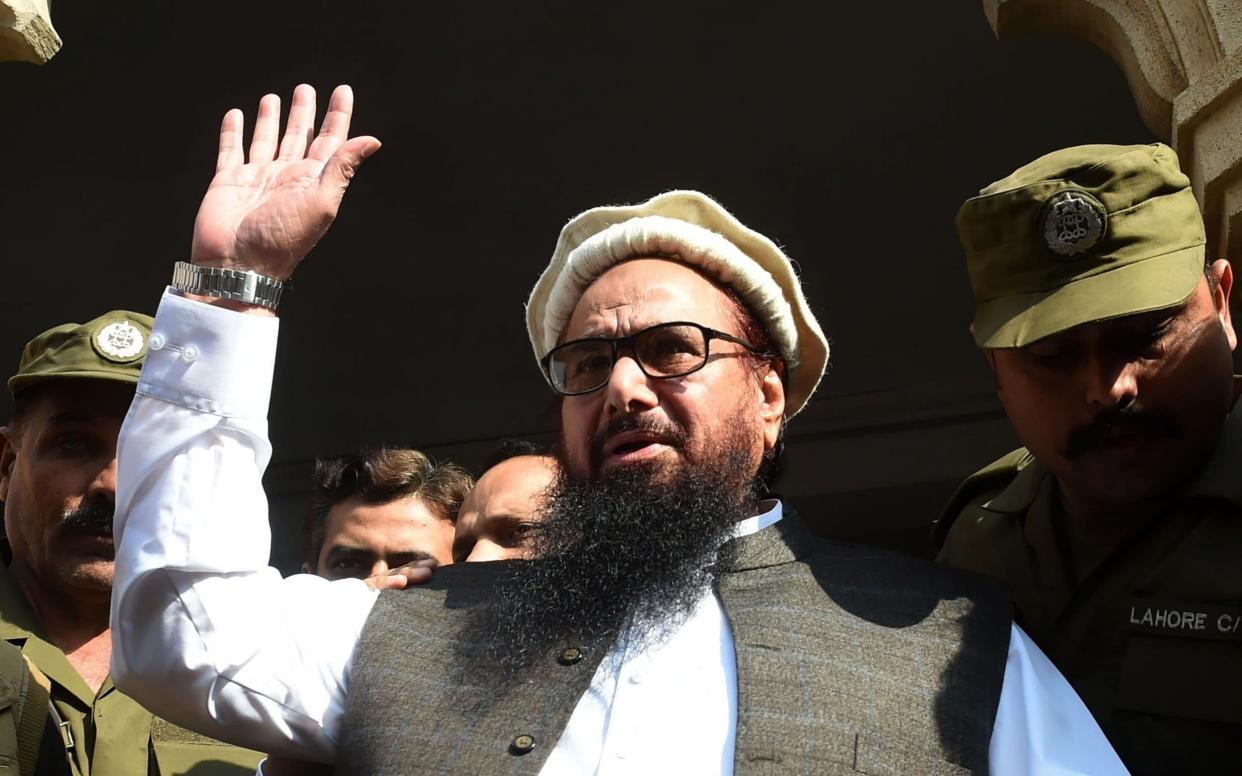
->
xmin=321 ymin=136 xmax=381 ymax=194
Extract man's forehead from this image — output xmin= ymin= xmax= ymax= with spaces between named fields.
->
xmin=22 ymin=380 xmax=135 ymax=419
xmin=568 ymin=258 xmax=734 ymax=333
xmin=472 ymin=457 xmax=555 ymax=512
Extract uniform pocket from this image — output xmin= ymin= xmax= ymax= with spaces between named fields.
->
xmin=1116 ymin=634 xmax=1242 ymax=724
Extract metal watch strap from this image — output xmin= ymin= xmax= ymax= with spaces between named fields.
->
xmin=171 ymin=261 xmax=285 ymax=310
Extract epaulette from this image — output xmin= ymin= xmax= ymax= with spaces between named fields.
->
xmin=932 ymin=448 xmax=1032 ymax=547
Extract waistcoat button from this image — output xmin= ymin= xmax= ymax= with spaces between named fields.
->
xmin=558 ymin=647 xmax=583 ymax=665
xmin=510 ymin=734 xmax=536 ymax=755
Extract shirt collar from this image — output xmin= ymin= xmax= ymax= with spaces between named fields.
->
xmin=733 ymin=499 xmax=783 ymax=538
xmin=1182 ymin=396 xmax=1242 ymax=507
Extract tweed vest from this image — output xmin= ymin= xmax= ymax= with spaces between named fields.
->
xmin=339 ymin=515 xmax=1012 ymax=775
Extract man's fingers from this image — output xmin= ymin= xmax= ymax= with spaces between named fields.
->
xmin=248 ymin=93 xmax=281 ymax=163
xmin=364 ymin=562 xmax=434 ymax=591
xmin=320 ymin=136 xmax=381 ymax=195
xmin=277 ymin=84 xmax=317 ymax=161
xmin=215 ymin=109 xmax=245 ymax=172
xmin=307 ymin=85 xmax=356 ymax=163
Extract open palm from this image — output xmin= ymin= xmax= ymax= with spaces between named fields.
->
xmin=191 ymin=84 xmax=380 ymax=280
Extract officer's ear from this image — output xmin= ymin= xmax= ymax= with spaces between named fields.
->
xmin=1209 ymin=259 xmax=1236 ymax=350
xmin=0 ymin=426 xmax=17 ymax=503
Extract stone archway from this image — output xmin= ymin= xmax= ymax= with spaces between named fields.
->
xmin=985 ymin=0 xmax=1242 ymax=276
xmin=1 ymin=0 xmax=60 ymax=64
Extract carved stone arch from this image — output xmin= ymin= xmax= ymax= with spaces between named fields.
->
xmin=985 ymin=0 xmax=1242 ymax=291
xmin=0 ymin=0 xmax=60 ymax=64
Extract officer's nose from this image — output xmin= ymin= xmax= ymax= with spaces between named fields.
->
xmin=603 ymin=355 xmax=659 ymax=419
xmin=1085 ymin=351 xmax=1139 ymax=410
xmin=91 ymin=457 xmax=119 ymax=503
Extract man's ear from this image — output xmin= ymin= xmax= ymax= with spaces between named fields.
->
xmin=300 ymin=562 xmax=314 ymax=575
xmin=1210 ymin=259 xmax=1236 ymax=350
xmin=758 ymin=362 xmax=786 ymax=451
xmin=0 ymin=427 xmax=17 ymax=503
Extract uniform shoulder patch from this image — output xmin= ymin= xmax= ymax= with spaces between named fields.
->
xmin=932 ymin=448 xmax=1032 ymax=547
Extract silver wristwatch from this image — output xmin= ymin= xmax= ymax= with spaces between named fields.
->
xmin=171 ymin=261 xmax=286 ymax=311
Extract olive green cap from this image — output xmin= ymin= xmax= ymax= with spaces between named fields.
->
xmin=957 ymin=143 xmax=1206 ymax=348
xmin=8 ymin=310 xmax=154 ymax=396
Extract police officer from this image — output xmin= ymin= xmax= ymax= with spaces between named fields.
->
xmin=937 ymin=143 xmax=1242 ymax=774
xmin=0 ymin=312 xmax=262 ymax=775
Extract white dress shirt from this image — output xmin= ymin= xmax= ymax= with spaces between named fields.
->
xmin=111 ymin=290 xmax=1128 ymax=774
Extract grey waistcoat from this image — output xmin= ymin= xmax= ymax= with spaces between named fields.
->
xmin=339 ymin=515 xmax=1012 ymax=775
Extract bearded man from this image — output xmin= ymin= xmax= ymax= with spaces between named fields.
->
xmin=109 ymin=84 xmax=1124 ymax=774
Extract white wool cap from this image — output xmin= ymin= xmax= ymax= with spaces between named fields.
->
xmin=525 ymin=190 xmax=828 ymax=416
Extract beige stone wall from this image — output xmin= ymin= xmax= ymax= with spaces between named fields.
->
xmin=1 ymin=0 xmax=60 ymax=64
xmin=985 ymin=1 xmax=1242 ymax=268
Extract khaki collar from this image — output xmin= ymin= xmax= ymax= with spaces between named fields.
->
xmin=984 ymin=381 xmax=1242 ymax=514
xmin=982 ymin=449 xmax=1043 ymax=514
xmin=0 ymin=564 xmax=100 ymax=706
xmin=0 ymin=563 xmax=46 ymax=641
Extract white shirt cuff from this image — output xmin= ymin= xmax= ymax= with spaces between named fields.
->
xmin=137 ymin=288 xmax=280 ymax=418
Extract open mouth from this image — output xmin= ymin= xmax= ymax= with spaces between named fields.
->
xmin=604 ymin=432 xmax=671 ymax=463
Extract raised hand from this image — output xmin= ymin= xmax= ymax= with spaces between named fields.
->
xmin=190 ymin=84 xmax=380 ymax=280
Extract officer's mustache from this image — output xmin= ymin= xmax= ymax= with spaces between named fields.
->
xmin=1063 ymin=405 xmax=1180 ymax=459
xmin=59 ymin=498 xmax=115 ymax=536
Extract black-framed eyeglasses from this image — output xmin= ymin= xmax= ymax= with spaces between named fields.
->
xmin=540 ymin=321 xmax=769 ymax=396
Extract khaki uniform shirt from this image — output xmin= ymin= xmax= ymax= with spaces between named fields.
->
xmin=937 ymin=402 xmax=1242 ymax=775
xmin=0 ymin=566 xmax=261 ymax=776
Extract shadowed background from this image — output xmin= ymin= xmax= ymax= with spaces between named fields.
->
xmin=0 ymin=1 xmax=1153 ymax=570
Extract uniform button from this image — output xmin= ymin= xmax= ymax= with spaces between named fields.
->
xmin=148 ymin=333 xmax=166 ymax=351
xmin=510 ymin=734 xmax=536 ymax=755
xmin=558 ymin=647 xmax=583 ymax=665
xmin=181 ymin=345 xmax=200 ymax=362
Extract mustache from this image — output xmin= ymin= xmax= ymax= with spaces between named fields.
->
xmin=588 ymin=413 xmax=689 ymax=475
xmin=1063 ymin=405 xmax=1180 ymax=459
xmin=60 ymin=499 xmax=114 ymax=535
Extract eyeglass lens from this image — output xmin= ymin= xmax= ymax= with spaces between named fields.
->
xmin=549 ymin=324 xmax=709 ymax=394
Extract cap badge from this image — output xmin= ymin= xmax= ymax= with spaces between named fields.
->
xmin=94 ymin=321 xmax=145 ymax=362
xmin=1042 ymin=190 xmax=1106 ymax=257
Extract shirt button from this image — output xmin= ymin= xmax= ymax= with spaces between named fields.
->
xmin=148 ymin=333 xmax=166 ymax=351
xmin=557 ymin=647 xmax=583 ymax=665
xmin=509 ymin=734 xmax=536 ymax=755
xmin=181 ymin=345 xmax=200 ymax=362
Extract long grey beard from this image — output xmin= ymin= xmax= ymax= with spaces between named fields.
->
xmin=472 ymin=448 xmax=759 ymax=677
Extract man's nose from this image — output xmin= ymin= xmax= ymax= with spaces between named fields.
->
xmin=603 ymin=356 xmax=659 ymax=418
xmin=91 ymin=457 xmax=119 ymax=501
xmin=1085 ymin=351 xmax=1139 ymax=409
xmin=465 ymin=540 xmax=505 ymax=563
xmin=368 ymin=560 xmax=390 ymax=578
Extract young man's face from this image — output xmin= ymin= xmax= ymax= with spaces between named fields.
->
xmin=557 ymin=258 xmax=784 ymax=488
xmin=310 ymin=495 xmax=455 ymax=580
xmin=989 ymin=261 xmax=1237 ymax=513
xmin=0 ymin=380 xmax=133 ymax=602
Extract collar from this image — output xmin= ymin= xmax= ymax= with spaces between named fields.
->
xmin=732 ymin=499 xmax=783 ymax=539
xmin=720 ymin=499 xmax=812 ymax=572
xmin=1182 ymin=394 xmax=1242 ymax=507
xmin=982 ymin=450 xmax=1044 ymax=514
xmin=984 ymin=380 xmax=1242 ymax=514
xmin=0 ymin=563 xmax=45 ymax=641
xmin=0 ymin=564 xmax=96 ymax=706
